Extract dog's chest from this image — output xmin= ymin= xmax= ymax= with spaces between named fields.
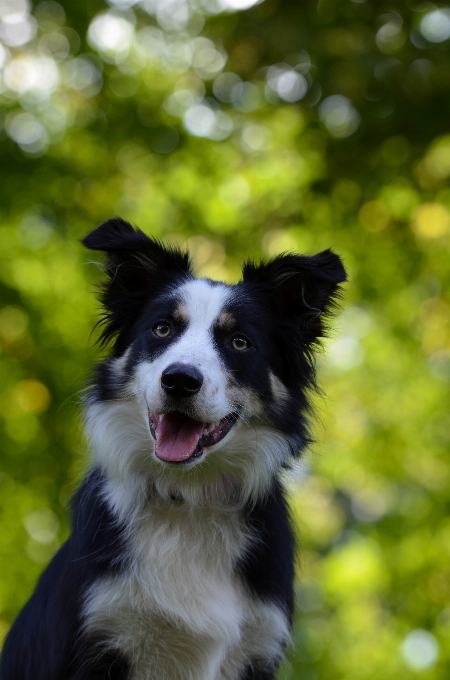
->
xmin=84 ymin=500 xmax=249 ymax=679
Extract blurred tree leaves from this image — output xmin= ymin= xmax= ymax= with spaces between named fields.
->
xmin=1 ymin=0 xmax=450 ymax=676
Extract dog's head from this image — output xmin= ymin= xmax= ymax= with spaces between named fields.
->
xmin=82 ymin=219 xmax=346 ymax=504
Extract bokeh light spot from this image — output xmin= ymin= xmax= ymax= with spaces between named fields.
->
xmin=23 ymin=508 xmax=59 ymax=544
xmin=38 ymin=30 xmax=70 ymax=60
xmin=5 ymin=112 xmax=49 ymax=155
xmin=266 ymin=65 xmax=308 ymax=102
xmin=411 ymin=203 xmax=450 ymax=238
xmin=379 ymin=182 xmax=419 ymax=220
xmin=261 ymin=230 xmax=300 ymax=257
xmin=0 ymin=0 xmax=30 ymax=19
xmin=327 ymin=336 xmax=364 ymax=370
xmin=401 ymin=630 xmax=439 ymax=670
xmin=351 ymin=488 xmax=389 ymax=522
xmin=319 ymin=95 xmax=360 ymax=138
xmin=0 ymin=11 xmax=37 ymax=47
xmin=191 ymin=37 xmax=226 ymax=79
xmin=213 ymin=72 xmax=242 ymax=102
xmin=156 ymin=0 xmax=189 ymax=32
xmin=18 ymin=213 xmax=53 ymax=250
xmin=0 ymin=305 xmax=28 ymax=340
xmin=324 ymin=536 xmax=386 ymax=593
xmin=359 ymin=201 xmax=390 ymax=231
xmin=183 ymin=103 xmax=232 ymax=140
xmin=88 ymin=12 xmax=135 ymax=61
xmin=420 ymin=9 xmax=450 ymax=43
xmin=34 ymin=1 xmax=66 ymax=30
xmin=232 ymin=81 xmax=262 ymax=111
xmin=424 ymin=136 xmax=450 ymax=180
xmin=13 ymin=379 xmax=51 ymax=414
xmin=107 ymin=0 xmax=139 ymax=8
xmin=241 ymin=123 xmax=272 ymax=152
xmin=63 ymin=57 xmax=103 ymax=94
xmin=376 ymin=18 xmax=405 ymax=54
xmin=219 ymin=0 xmax=261 ymax=9
xmin=4 ymin=55 xmax=59 ymax=95
xmin=0 ymin=306 xmax=28 ymax=339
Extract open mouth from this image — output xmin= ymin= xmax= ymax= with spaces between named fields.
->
xmin=149 ymin=411 xmax=238 ymax=463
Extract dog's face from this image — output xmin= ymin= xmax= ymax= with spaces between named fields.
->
xmin=83 ymin=219 xmax=346 ymax=502
xmin=135 ymin=279 xmax=258 ymax=465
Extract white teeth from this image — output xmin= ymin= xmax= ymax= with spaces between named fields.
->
xmin=203 ymin=422 xmax=218 ymax=436
xmin=159 ymin=414 xmax=164 ymax=421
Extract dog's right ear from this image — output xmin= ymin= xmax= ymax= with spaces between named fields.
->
xmin=82 ymin=218 xmax=191 ymax=350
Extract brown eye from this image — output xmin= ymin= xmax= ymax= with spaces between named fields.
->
xmin=153 ymin=322 xmax=171 ymax=338
xmin=231 ymin=335 xmax=250 ymax=351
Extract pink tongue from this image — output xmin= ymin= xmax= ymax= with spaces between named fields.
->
xmin=155 ymin=412 xmax=205 ymax=462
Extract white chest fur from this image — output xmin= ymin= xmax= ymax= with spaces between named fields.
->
xmin=83 ymin=494 xmax=289 ymax=680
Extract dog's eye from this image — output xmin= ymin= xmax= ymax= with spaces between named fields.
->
xmin=231 ymin=335 xmax=250 ymax=351
xmin=153 ymin=322 xmax=171 ymax=338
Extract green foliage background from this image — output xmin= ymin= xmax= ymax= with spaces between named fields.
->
xmin=1 ymin=0 xmax=450 ymax=676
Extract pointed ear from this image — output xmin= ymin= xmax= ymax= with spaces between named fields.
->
xmin=242 ymin=250 xmax=347 ymax=342
xmin=82 ymin=218 xmax=192 ymax=349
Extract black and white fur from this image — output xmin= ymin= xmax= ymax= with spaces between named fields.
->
xmin=0 ymin=219 xmax=346 ymax=680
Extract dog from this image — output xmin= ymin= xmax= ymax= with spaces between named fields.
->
xmin=0 ymin=218 xmax=346 ymax=680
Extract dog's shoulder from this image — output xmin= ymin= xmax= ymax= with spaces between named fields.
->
xmin=0 ymin=468 xmax=129 ymax=680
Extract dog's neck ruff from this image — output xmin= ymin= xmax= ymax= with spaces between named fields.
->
xmin=148 ymin=475 xmax=184 ymax=503
xmin=146 ymin=473 xmax=246 ymax=507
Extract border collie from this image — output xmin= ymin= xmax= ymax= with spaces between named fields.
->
xmin=0 ymin=218 xmax=346 ymax=680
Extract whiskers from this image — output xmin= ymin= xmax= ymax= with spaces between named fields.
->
xmin=58 ymin=386 xmax=91 ymax=412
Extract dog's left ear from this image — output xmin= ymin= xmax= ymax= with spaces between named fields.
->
xmin=242 ymin=250 xmax=347 ymax=342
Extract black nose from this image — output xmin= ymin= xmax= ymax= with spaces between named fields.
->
xmin=161 ymin=363 xmax=204 ymax=398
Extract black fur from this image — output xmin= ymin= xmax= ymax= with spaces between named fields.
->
xmin=0 ymin=469 xmax=129 ymax=679
xmin=239 ymin=479 xmax=295 ymax=624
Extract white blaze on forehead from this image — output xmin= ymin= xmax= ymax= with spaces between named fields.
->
xmin=139 ymin=278 xmax=233 ymax=422
xmin=179 ymin=278 xmax=231 ymax=333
